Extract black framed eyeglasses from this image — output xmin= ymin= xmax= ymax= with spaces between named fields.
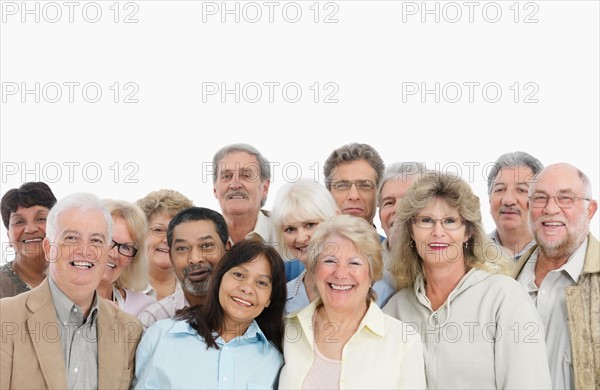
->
xmin=529 ymin=193 xmax=590 ymax=209
xmin=110 ymin=240 xmax=138 ymax=258
xmin=331 ymin=180 xmax=376 ymax=192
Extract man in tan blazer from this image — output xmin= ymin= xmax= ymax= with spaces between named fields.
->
xmin=511 ymin=163 xmax=599 ymax=390
xmin=1 ymin=193 xmax=143 ymax=389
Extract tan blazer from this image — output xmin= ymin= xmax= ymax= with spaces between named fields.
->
xmin=511 ymin=233 xmax=599 ymax=390
xmin=1 ymin=278 xmax=143 ymax=389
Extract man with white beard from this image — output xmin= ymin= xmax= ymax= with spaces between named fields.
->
xmin=512 ymin=163 xmax=599 ymax=390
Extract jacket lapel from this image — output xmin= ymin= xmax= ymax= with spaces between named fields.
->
xmin=26 ymin=279 xmax=68 ymax=389
xmin=97 ymin=299 xmax=124 ymax=389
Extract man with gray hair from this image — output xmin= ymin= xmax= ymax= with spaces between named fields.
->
xmin=212 ymin=143 xmax=277 ymax=246
xmin=324 ymin=143 xmax=385 ymax=227
xmin=511 ymin=163 xmax=598 ymax=389
xmin=377 ymin=162 xmax=427 ymax=265
xmin=487 ymin=151 xmax=543 ymax=260
xmin=1 ymin=192 xmax=143 ymax=389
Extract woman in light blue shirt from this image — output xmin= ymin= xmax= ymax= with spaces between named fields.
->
xmin=133 ymin=240 xmax=287 ymax=389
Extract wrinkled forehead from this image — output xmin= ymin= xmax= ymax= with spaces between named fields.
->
xmin=218 ymin=151 xmax=259 ymax=170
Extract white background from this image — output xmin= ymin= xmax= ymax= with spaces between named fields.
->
xmin=1 ymin=0 xmax=599 ymax=263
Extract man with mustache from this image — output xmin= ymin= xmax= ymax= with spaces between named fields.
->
xmin=487 ymin=151 xmax=544 ymax=260
xmin=511 ymin=163 xmax=599 ymax=390
xmin=212 ymin=143 xmax=277 ymax=246
xmin=138 ymin=207 xmax=228 ymax=328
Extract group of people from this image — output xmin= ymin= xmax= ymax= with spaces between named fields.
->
xmin=0 ymin=143 xmax=597 ymax=390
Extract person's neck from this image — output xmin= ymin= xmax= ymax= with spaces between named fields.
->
xmin=224 ymin=212 xmax=259 ymax=243
xmin=534 ymin=249 xmax=575 ymax=287
xmin=497 ymin=226 xmax=533 ymax=257
xmin=53 ymin=277 xmax=95 ymax=318
xmin=12 ymin=254 xmax=47 ymax=288
xmin=422 ymin=261 xmax=467 ymax=311
xmin=316 ymin=300 xmax=368 ymax=331
xmin=183 ymin=290 xmax=206 ymax=307
xmin=148 ymin=263 xmax=177 ymax=300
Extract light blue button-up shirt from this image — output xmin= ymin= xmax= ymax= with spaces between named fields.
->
xmin=133 ymin=318 xmax=283 ymax=389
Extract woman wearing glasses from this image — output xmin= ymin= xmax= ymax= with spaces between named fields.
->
xmin=383 ymin=171 xmax=552 ymax=389
xmin=137 ymin=189 xmax=193 ymax=300
xmin=97 ymin=199 xmax=155 ymax=316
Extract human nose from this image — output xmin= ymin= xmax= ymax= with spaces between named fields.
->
xmin=188 ymin=247 xmax=203 ymax=264
xmin=431 ymin=220 xmax=446 ymax=236
xmin=297 ymin=228 xmax=310 ymax=244
xmin=24 ymin=220 xmax=40 ymax=233
xmin=347 ymin=183 xmax=361 ymax=200
xmin=542 ymin=196 xmax=562 ymax=214
xmin=502 ymin=190 xmax=517 ymax=205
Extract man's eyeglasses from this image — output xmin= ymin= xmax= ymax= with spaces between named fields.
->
xmin=150 ymin=226 xmax=168 ymax=237
xmin=412 ymin=216 xmax=465 ymax=230
xmin=529 ymin=193 xmax=590 ymax=209
xmin=110 ymin=240 xmax=138 ymax=258
xmin=331 ymin=180 xmax=376 ymax=192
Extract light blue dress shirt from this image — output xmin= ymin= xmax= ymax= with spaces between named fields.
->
xmin=133 ymin=318 xmax=283 ymax=389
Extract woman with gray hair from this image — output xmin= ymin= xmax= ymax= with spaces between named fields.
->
xmin=97 ymin=199 xmax=155 ymax=316
xmin=383 ymin=171 xmax=551 ymax=389
xmin=279 ymin=215 xmax=426 ymax=389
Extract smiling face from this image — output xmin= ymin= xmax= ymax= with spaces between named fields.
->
xmin=219 ymin=255 xmax=272 ymax=336
xmin=329 ymin=160 xmax=378 ymax=224
xmin=44 ymin=208 xmax=110 ymax=300
xmin=379 ymin=178 xmax=415 ymax=238
xmin=281 ymin=218 xmax=322 ymax=265
xmin=314 ymin=235 xmax=371 ymax=313
xmin=170 ymin=219 xmax=226 ymax=297
xmin=529 ymin=164 xmax=597 ymax=259
xmin=146 ymin=212 xmax=173 ymax=271
xmin=7 ymin=205 xmax=50 ymax=262
xmin=100 ymin=216 xmax=135 ymax=287
xmin=213 ymin=151 xmax=270 ymax=218
xmin=489 ymin=166 xmax=535 ymax=235
xmin=410 ymin=197 xmax=469 ymax=268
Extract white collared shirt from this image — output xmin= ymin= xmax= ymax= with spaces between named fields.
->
xmin=516 ymin=238 xmax=588 ymax=390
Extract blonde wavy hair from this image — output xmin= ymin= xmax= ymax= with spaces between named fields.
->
xmin=389 ymin=171 xmax=513 ymax=290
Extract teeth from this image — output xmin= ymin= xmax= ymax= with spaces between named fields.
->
xmin=232 ymin=297 xmax=252 ymax=306
xmin=330 ymin=284 xmax=352 ymax=291
xmin=156 ymin=248 xmax=169 ymax=253
xmin=429 ymin=243 xmax=449 ymax=247
xmin=543 ymin=222 xmax=564 ymax=226
xmin=72 ymin=261 xmax=92 ymax=268
xmin=107 ymin=263 xmax=117 ymax=269
xmin=23 ymin=238 xmax=43 ymax=243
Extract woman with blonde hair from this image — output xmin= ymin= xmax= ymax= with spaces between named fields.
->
xmin=137 ymin=189 xmax=193 ymax=300
xmin=279 ymin=215 xmax=426 ymax=389
xmin=383 ymin=171 xmax=551 ymax=389
xmin=97 ymin=199 xmax=154 ymax=316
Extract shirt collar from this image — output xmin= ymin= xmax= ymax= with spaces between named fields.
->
xmin=293 ymin=298 xmax=385 ymax=338
xmin=169 ymin=319 xmax=271 ymax=352
xmin=48 ymin=276 xmax=99 ymax=325
xmin=562 ymin=237 xmax=588 ymax=283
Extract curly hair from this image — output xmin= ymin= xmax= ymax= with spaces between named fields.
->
xmin=389 ymin=171 xmax=513 ymax=290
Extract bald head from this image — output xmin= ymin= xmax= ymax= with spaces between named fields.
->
xmin=528 ymin=163 xmax=597 ymax=260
